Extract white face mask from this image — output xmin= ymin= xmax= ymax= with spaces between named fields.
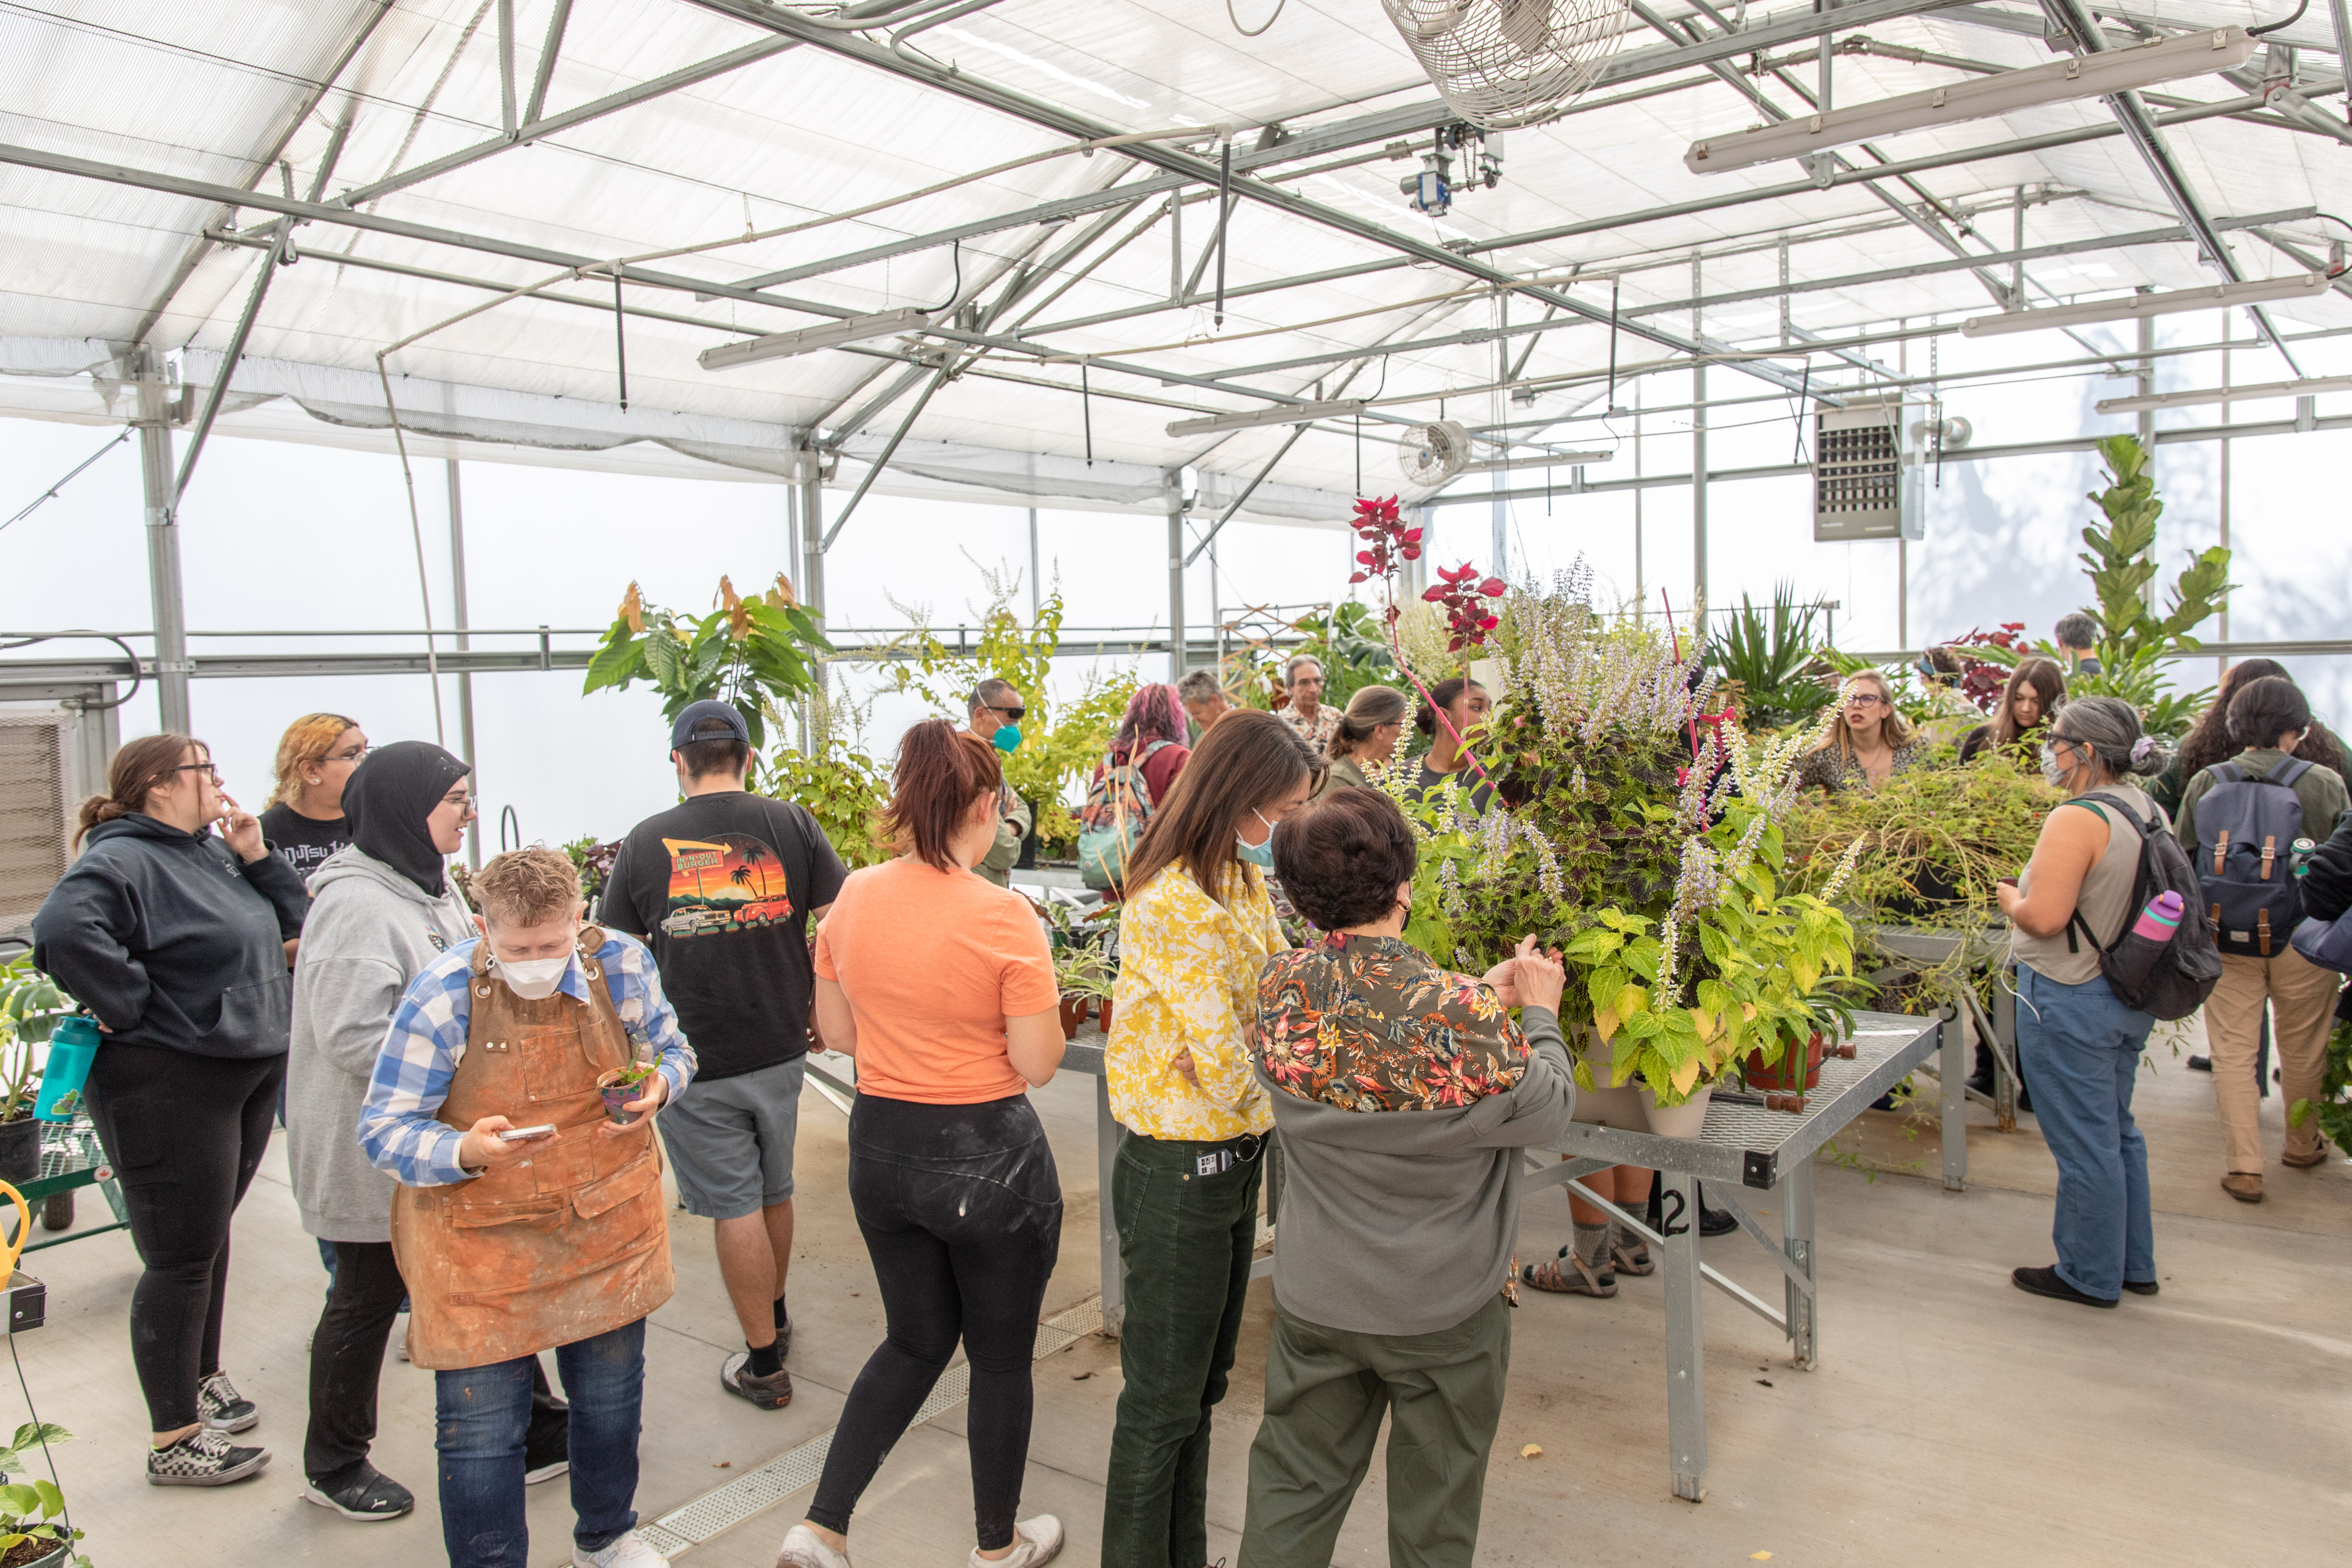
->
xmin=497 ymin=953 xmax=571 ymax=1000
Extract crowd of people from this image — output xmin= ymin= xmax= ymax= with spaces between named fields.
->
xmin=18 ymin=609 xmax=2351 ymax=1565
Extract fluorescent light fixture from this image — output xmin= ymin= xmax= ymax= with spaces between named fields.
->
xmin=1960 ymin=272 xmax=2328 ymax=338
xmin=1165 ymin=399 xmax=1367 ymax=437
xmin=2095 ymin=373 xmax=2352 ymax=415
xmin=700 ymin=307 xmax=935 ymax=370
xmin=1463 ymin=451 xmax=1613 ymax=472
xmin=1685 ymin=27 xmax=2255 ymax=176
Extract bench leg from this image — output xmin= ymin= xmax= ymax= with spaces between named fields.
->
xmin=1662 ymin=1171 xmax=1708 ymax=1502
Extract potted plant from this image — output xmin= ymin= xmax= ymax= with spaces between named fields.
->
xmin=1053 ymin=947 xmax=1117 ymax=1039
xmin=0 ymin=1420 xmax=91 ymax=1568
xmin=596 ymin=1061 xmax=659 ymax=1125
xmin=1743 ymin=982 xmax=1863 ymax=1111
xmin=0 ymin=959 xmax=72 ymax=1185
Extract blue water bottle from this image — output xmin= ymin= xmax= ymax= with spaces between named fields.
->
xmin=35 ymin=1015 xmax=101 ymax=1121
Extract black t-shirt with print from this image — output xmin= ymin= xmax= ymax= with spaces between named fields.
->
xmin=259 ymin=803 xmax=351 ymax=895
xmin=600 ymin=790 xmax=849 ymax=1082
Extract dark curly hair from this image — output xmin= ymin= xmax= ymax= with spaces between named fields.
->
xmin=1270 ymin=788 xmax=1419 ymax=931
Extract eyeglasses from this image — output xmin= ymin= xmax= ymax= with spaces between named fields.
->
xmin=326 ymin=744 xmax=371 ymax=763
xmin=172 ymin=762 xmax=222 ymax=781
xmin=440 ymin=793 xmax=478 ymax=811
xmin=1845 ymin=693 xmax=1887 ymax=709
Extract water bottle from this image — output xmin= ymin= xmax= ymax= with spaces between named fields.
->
xmin=2290 ymin=837 xmax=2317 ymax=878
xmin=35 ymin=1015 xmax=102 ymax=1121
xmin=2129 ymin=888 xmax=2184 ymax=943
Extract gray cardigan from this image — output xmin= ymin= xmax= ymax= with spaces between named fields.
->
xmin=1255 ymin=1005 xmax=1576 ymax=1336
xmin=286 ymin=847 xmax=476 ymax=1242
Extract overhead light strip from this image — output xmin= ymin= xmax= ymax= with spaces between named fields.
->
xmin=1685 ymin=27 xmax=2256 ymax=176
xmin=2096 ymin=373 xmax=2352 ymax=414
xmin=1165 ymin=399 xmax=1367 ymax=437
xmin=700 ymin=306 xmax=936 ymax=369
xmin=1463 ymin=451 xmax=1615 ymax=471
xmin=1960 ymin=272 xmax=2328 ymax=337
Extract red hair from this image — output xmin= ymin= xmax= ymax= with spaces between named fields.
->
xmin=884 ymin=718 xmax=1006 ymax=870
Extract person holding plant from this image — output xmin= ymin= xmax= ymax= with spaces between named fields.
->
xmin=1996 ymin=697 xmax=2171 ymax=1308
xmin=1314 ymin=684 xmax=1408 ymax=797
xmin=775 ymin=718 xmax=1067 ymax=1568
xmin=1276 ymin=656 xmax=1339 ymax=752
xmin=966 ymin=679 xmax=1035 ymax=888
xmin=259 ymin=712 xmax=368 ymax=898
xmin=287 ymin=741 xmax=482 ymax=1522
xmin=1242 ymin=788 xmax=1574 ymax=1568
xmin=1177 ymin=669 xmax=1232 ymax=736
xmin=360 ymin=846 xmax=695 ymax=1568
xmin=1097 ymin=709 xmax=1318 ymax=1568
xmin=1797 ymin=672 xmax=1926 ymax=793
xmin=1410 ymin=677 xmax=1493 ymax=814
xmin=2173 ymin=676 xmax=2351 ymax=1202
xmin=31 ymin=733 xmax=307 ymax=1486
xmin=1960 ymin=658 xmax=2065 ymax=769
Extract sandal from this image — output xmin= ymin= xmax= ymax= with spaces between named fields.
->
xmin=1520 ymin=1249 xmax=1617 ymax=1297
xmin=1610 ymin=1239 xmax=1656 ymax=1276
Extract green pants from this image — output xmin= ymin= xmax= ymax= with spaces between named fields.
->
xmin=1101 ymin=1130 xmax=1266 ymax=1568
xmin=1238 ymin=1293 xmax=1512 ymax=1568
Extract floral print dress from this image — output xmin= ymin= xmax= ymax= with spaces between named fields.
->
xmin=1257 ymin=934 xmax=1529 ymax=1112
xmin=1105 ymin=860 xmax=1286 ymax=1140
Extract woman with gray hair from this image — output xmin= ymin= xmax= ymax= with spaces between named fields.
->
xmin=1315 ymin=685 xmax=1409 ymax=797
xmin=1995 ymin=696 xmax=2171 ymax=1309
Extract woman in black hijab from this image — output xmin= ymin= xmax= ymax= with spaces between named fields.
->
xmin=286 ymin=742 xmax=484 ymax=1521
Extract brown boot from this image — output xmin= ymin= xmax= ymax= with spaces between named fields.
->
xmin=2221 ymin=1173 xmax=2264 ymax=1203
xmin=2281 ymin=1146 xmax=2330 ymax=1169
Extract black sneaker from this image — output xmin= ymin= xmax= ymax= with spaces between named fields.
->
xmin=198 ymin=1370 xmax=258 ymax=1434
xmin=721 ymin=1350 xmax=795 ymax=1410
xmin=303 ymin=1462 xmax=414 ymax=1521
xmin=2011 ymin=1265 xmax=2118 ymax=1309
xmin=774 ymin=1302 xmax=793 ymax=1360
xmin=2186 ymin=1054 xmax=2212 ymax=1072
xmin=523 ymin=1418 xmax=569 ymax=1485
xmin=147 ymin=1427 xmax=270 ymax=1486
xmin=2121 ymin=1279 xmax=2160 ymax=1297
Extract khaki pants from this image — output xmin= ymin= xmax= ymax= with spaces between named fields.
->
xmin=2206 ymin=947 xmax=2343 ymax=1172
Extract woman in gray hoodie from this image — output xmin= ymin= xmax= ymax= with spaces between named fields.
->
xmin=286 ymin=742 xmax=477 ymax=1521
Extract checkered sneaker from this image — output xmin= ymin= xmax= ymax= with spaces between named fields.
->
xmin=147 ymin=1426 xmax=270 ymax=1487
xmin=198 ymin=1370 xmax=259 ymax=1433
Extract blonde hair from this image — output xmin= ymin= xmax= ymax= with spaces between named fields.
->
xmin=270 ymin=712 xmax=359 ymax=807
xmin=1329 ymin=684 xmax=1408 ymax=761
xmin=1807 ymin=671 xmax=1914 ymax=763
xmin=472 ymin=847 xmax=585 ymax=927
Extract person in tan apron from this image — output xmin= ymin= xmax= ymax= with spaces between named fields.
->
xmin=359 ymin=847 xmax=696 ymax=1568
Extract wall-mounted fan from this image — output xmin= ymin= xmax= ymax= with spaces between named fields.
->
xmin=1399 ymin=419 xmax=1473 ymax=487
xmin=1380 ymin=0 xmax=1629 ymax=129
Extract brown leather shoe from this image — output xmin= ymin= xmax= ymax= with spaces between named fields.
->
xmin=2221 ymin=1173 xmax=2264 ymax=1203
xmin=2282 ymin=1146 xmax=2330 ymax=1169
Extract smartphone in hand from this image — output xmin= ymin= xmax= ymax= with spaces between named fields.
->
xmin=498 ymin=1124 xmax=557 ymax=1142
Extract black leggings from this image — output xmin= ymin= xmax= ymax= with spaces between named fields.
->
xmin=306 ymin=1239 xmax=407 ymax=1482
xmin=84 ymin=1043 xmax=285 ymax=1432
xmin=808 ymin=1093 xmax=1062 ymax=1550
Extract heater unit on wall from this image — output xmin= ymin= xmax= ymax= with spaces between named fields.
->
xmin=1812 ymin=399 xmax=1926 ymax=543
xmin=0 ymin=710 xmax=77 ymax=938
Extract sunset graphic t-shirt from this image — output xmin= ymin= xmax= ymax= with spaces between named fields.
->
xmin=600 ymin=791 xmax=848 ymax=1081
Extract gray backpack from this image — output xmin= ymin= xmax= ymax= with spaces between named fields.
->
xmin=2193 ymin=757 xmax=2313 ymax=957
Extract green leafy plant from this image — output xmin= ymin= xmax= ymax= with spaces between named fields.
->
xmin=763 ymin=686 xmax=892 ymax=868
xmin=1052 ymin=944 xmax=1118 ymax=1002
xmin=0 ymin=1421 xmax=90 ymax=1568
xmin=584 ymin=575 xmax=834 ymax=752
xmin=0 ymin=957 xmax=72 ymax=1123
xmin=562 ymin=837 xmax=622 ymax=904
xmin=1289 ymin=601 xmax=1401 ymax=710
xmin=1705 ymin=584 xmax=1834 ymax=731
xmin=2289 ymin=1011 xmax=2352 ymax=1158
xmin=2065 ymin=434 xmax=2233 ymax=737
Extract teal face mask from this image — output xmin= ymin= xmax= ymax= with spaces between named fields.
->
xmin=1237 ymin=808 xmax=1277 ymax=868
xmin=992 ymin=724 xmax=1022 ymax=753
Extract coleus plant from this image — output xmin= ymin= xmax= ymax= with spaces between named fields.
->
xmin=1423 ymin=563 xmax=1507 ymax=652
xmin=1347 ymin=494 xmax=1420 ymax=585
xmin=1346 ymin=496 xmax=1501 ymax=788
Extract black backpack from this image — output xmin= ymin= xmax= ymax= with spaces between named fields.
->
xmin=2192 ymin=757 xmax=2314 ymax=956
xmin=2063 ymin=792 xmax=2222 ymax=1021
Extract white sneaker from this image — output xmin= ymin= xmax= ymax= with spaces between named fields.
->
xmin=776 ymin=1523 xmax=852 ymax=1568
xmin=391 ymin=1313 xmax=410 ymax=1363
xmin=970 ymin=1516 xmax=1063 ymax=1568
xmin=573 ymin=1530 xmax=669 ymax=1568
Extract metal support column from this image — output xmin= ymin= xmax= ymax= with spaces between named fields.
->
xmin=797 ymin=462 xmax=826 ymax=627
xmin=1691 ymin=257 xmax=1709 ymax=628
xmin=1166 ymin=482 xmax=1186 ymax=681
xmin=446 ymin=460 xmax=480 ymax=868
xmin=134 ymin=348 xmax=190 ymax=734
xmin=1662 ymin=1169 xmax=1708 ymax=1500
xmin=1096 ymin=1075 xmax=1124 ymax=1338
xmin=1940 ymin=1006 xmax=1967 ymax=1191
xmin=1028 ymin=506 xmax=1041 ymax=622
xmin=1781 ymin=1158 xmax=1818 ymax=1370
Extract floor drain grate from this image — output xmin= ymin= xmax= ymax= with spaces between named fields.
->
xmin=645 ymin=1296 xmax=1106 ymax=1556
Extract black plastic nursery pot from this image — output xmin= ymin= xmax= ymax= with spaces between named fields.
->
xmin=0 ymin=1115 xmax=40 ymax=1186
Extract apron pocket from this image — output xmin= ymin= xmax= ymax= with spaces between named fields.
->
xmin=573 ymin=1153 xmax=659 ymax=1220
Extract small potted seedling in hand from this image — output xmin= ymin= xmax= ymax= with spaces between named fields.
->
xmin=597 ymin=1060 xmax=660 ymax=1126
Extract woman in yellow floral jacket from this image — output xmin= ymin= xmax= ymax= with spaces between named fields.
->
xmin=1099 ymin=709 xmax=1319 ymax=1568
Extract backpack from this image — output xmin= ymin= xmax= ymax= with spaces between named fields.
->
xmin=2063 ymin=792 xmax=2222 ymax=1021
xmin=2192 ymin=757 xmax=2313 ymax=957
xmin=1077 ymin=740 xmax=1172 ymax=893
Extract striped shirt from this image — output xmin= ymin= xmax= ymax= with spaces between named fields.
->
xmin=358 ymin=932 xmax=696 ymax=1188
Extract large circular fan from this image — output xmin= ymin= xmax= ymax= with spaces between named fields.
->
xmin=1381 ymin=0 xmax=1630 ymax=129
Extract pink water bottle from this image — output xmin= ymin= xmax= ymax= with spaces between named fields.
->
xmin=2131 ymin=889 xmax=2184 ymax=941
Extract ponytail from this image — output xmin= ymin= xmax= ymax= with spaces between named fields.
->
xmin=75 ymin=733 xmax=203 ymax=848
xmin=883 ymin=718 xmax=1005 ymax=870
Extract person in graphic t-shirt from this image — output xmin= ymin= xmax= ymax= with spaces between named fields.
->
xmin=599 ymin=701 xmax=848 ymax=1412
xmin=259 ymin=713 xmax=368 ymax=929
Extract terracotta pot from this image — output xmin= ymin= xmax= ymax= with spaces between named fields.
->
xmin=1094 ymin=997 xmax=1114 ymax=1034
xmin=596 ymin=1068 xmax=650 ymax=1126
xmin=1057 ymin=995 xmax=1089 ymax=1040
xmin=1743 ymin=1031 xmax=1826 ymax=1095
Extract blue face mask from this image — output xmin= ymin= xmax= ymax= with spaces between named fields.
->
xmin=1237 ymin=809 xmax=1277 ymax=868
xmin=992 ymin=724 xmax=1022 ymax=753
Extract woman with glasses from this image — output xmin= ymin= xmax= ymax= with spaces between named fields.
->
xmin=287 ymin=743 xmax=480 ymax=1521
xmin=32 ymin=734 xmax=308 ymax=1487
xmin=260 ymin=714 xmax=369 ymax=898
xmin=1099 ymin=710 xmax=1318 ymax=1568
xmin=1798 ymin=671 xmax=1926 ymax=792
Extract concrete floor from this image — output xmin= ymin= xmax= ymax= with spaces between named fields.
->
xmin=11 ymin=1024 xmax=2348 ymax=1568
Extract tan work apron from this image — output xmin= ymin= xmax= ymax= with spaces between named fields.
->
xmin=391 ymin=925 xmax=675 ymax=1370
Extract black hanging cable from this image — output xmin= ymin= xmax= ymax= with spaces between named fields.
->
xmin=1213 ymin=141 xmax=1233 ymax=328
xmin=2249 ymin=0 xmax=2307 ymax=34
xmin=8 ymin=1335 xmax=75 ymax=1552
xmin=1082 ymin=358 xmax=1094 ymax=466
xmin=612 ymin=266 xmax=628 ymax=412
xmin=926 ymin=240 xmax=964 ymax=312
xmin=0 ymin=631 xmax=145 ymax=710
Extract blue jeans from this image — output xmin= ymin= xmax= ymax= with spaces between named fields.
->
xmin=436 ymin=1320 xmax=646 ymax=1567
xmin=2014 ymin=968 xmax=2156 ymax=1300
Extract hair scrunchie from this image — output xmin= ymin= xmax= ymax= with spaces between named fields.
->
xmin=2129 ymin=735 xmax=2159 ymax=767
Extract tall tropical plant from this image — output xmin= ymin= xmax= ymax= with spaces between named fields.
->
xmin=1705 ymin=585 xmax=1832 ymax=730
xmin=584 ymin=575 xmax=833 ymax=752
xmin=2066 ymin=435 xmax=2233 ymax=736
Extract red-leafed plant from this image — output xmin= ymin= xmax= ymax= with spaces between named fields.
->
xmin=1348 ymin=495 xmax=1422 ymax=587
xmin=1944 ymin=622 xmax=2026 ymax=712
xmin=1423 ymin=563 xmax=1507 ymax=652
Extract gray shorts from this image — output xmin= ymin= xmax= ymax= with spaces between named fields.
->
xmin=657 ymin=1056 xmax=805 ymax=1221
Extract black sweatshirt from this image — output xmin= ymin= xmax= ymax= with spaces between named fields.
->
xmin=2303 ymin=808 xmax=2352 ymax=925
xmin=32 ymin=813 xmax=309 ymax=1059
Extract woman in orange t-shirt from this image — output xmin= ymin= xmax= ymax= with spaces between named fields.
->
xmin=780 ymin=720 xmax=1068 ymax=1568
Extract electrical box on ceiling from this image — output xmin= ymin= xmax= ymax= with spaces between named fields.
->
xmin=1812 ymin=398 xmax=1926 ymax=543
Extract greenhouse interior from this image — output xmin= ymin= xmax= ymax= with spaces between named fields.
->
xmin=1 ymin=0 xmax=2348 ymax=1563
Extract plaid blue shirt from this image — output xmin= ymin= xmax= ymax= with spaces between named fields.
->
xmin=359 ymin=931 xmax=696 ymax=1188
